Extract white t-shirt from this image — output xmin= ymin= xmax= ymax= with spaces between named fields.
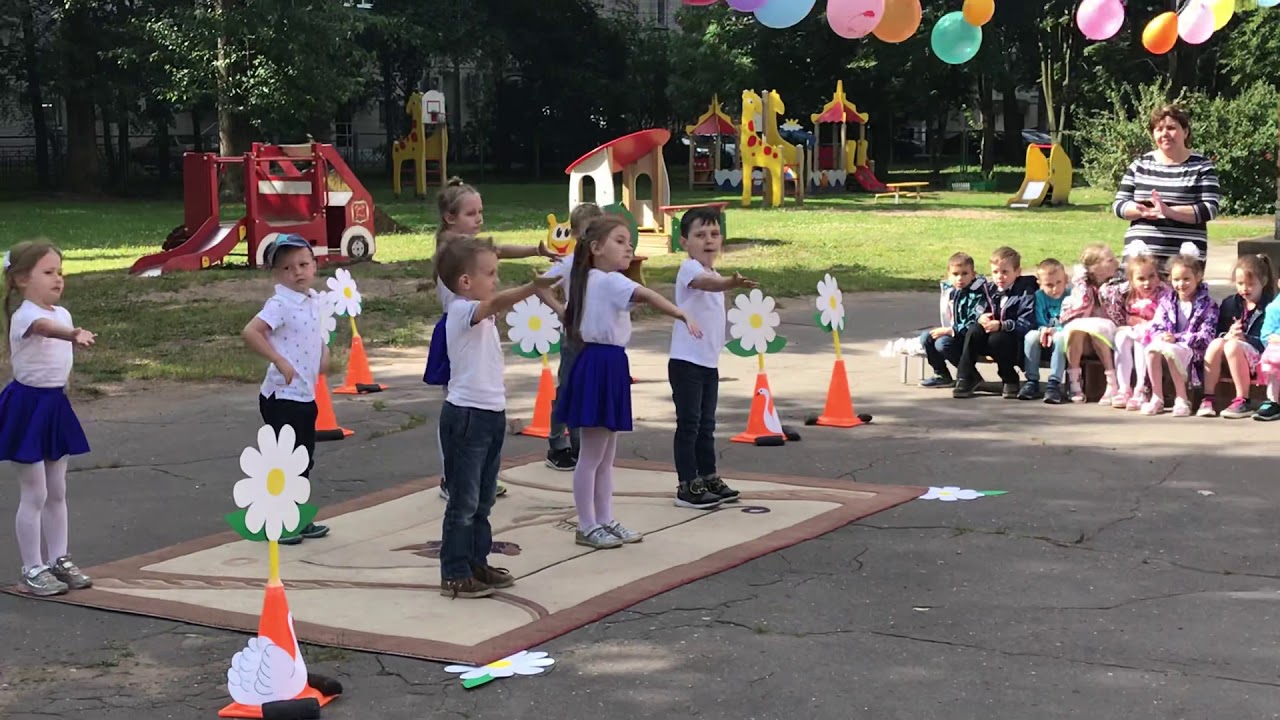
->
xmin=542 ymin=257 xmax=574 ymax=296
xmin=437 ymin=276 xmax=457 ymax=308
xmin=257 ymin=285 xmax=323 ymax=402
xmin=670 ymin=258 xmax=725 ymax=369
xmin=579 ymin=269 xmax=639 ymax=346
xmin=445 ymin=298 xmax=506 ymax=412
xmin=1177 ymin=300 xmax=1193 ymax=333
xmin=9 ymin=300 xmax=74 ymax=388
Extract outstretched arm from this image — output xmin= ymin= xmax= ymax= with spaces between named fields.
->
xmin=689 ymin=271 xmax=758 ymax=293
xmin=473 ymin=275 xmax=560 ymax=323
xmin=631 ymin=286 xmax=702 ymax=337
xmin=29 ymin=318 xmax=94 ymax=347
xmin=496 ymin=242 xmax=556 ymax=260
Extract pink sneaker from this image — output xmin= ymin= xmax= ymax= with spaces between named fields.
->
xmin=1141 ymin=396 xmax=1165 ymax=415
xmin=1070 ymin=383 xmax=1085 ymax=403
xmin=1127 ymin=389 xmax=1147 ymax=411
xmin=1111 ymin=390 xmax=1131 ymax=409
xmin=1171 ymin=398 xmax=1192 ymax=417
xmin=1195 ymin=398 xmax=1217 ymax=418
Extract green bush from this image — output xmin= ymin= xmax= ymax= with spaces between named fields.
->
xmin=1076 ymin=80 xmax=1279 ymax=216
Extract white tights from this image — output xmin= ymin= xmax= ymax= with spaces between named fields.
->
xmin=15 ymin=458 xmax=69 ymax=572
xmin=1113 ymin=327 xmax=1149 ymax=393
xmin=573 ymin=428 xmax=618 ymax=532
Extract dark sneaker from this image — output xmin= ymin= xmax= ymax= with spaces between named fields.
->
xmin=472 ymin=564 xmax=515 ymax=589
xmin=1043 ymin=381 xmax=1064 ymax=405
xmin=952 ymin=379 xmax=978 ymax=399
xmin=1221 ymin=398 xmax=1254 ymax=419
xmin=1001 ymin=382 xmax=1020 ymax=399
xmin=919 ymin=375 xmax=956 ymax=389
xmin=1017 ymin=380 xmax=1042 ymax=400
xmin=545 ymin=448 xmax=576 ymax=471
xmin=675 ymin=480 xmax=725 ymax=510
xmin=301 ymin=523 xmax=329 ymax=539
xmin=440 ymin=576 xmax=494 ymax=599
xmin=50 ymin=555 xmax=92 ymax=590
xmin=702 ymin=474 xmax=740 ymax=503
xmin=1254 ymin=401 xmax=1280 ymax=421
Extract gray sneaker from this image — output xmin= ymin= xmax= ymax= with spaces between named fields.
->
xmin=50 ymin=555 xmax=92 ymax=590
xmin=602 ymin=520 xmax=643 ymax=544
xmin=20 ymin=566 xmax=68 ymax=597
xmin=575 ymin=526 xmax=622 ymax=549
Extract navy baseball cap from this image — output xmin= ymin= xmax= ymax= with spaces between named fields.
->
xmin=265 ymin=234 xmax=312 ymax=268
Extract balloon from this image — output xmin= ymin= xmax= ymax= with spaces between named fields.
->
xmin=872 ymin=0 xmax=922 ymax=42
xmin=930 ymin=11 xmax=983 ymax=64
xmin=755 ymin=0 xmax=818 ymax=28
xmin=1075 ymin=0 xmax=1125 ymax=41
xmin=1177 ymin=0 xmax=1215 ymax=45
xmin=683 ymin=0 xmax=720 ymax=5
xmin=962 ymin=0 xmax=994 ymax=27
xmin=727 ymin=0 xmax=769 ymax=10
xmin=1259 ymin=0 xmax=1279 ymax=7
xmin=1208 ymin=0 xmax=1233 ymax=30
xmin=826 ymin=0 xmax=886 ymax=39
xmin=1142 ymin=12 xmax=1178 ymax=54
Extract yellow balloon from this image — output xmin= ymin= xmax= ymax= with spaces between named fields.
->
xmin=962 ymin=0 xmax=994 ymax=27
xmin=1209 ymin=0 xmax=1233 ymax=31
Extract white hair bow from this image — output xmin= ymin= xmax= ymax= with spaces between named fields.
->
xmin=1179 ymin=241 xmax=1201 ymax=259
xmin=1123 ymin=240 xmax=1151 ymax=258
xmin=1 ymin=251 xmax=9 ymax=271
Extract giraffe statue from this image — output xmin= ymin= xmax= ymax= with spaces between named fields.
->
xmin=739 ymin=89 xmax=784 ymax=209
xmin=761 ymin=89 xmax=801 ymax=169
xmin=392 ymin=91 xmax=448 ymax=198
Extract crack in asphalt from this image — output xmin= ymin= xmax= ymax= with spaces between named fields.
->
xmin=1083 ymin=459 xmax=1184 ymax=543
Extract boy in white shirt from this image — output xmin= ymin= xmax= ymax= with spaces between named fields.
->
xmin=435 ymin=236 xmax=556 ymax=599
xmin=668 ymin=208 xmax=756 ymax=510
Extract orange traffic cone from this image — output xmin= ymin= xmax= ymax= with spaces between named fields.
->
xmin=334 ymin=333 xmax=386 ymax=395
xmin=520 ymin=364 xmax=556 ymax=438
xmin=732 ymin=372 xmax=787 ymax=445
xmin=315 ymin=373 xmax=353 ymax=441
xmin=813 ymin=359 xmax=864 ymax=428
xmin=219 ymin=584 xmax=341 ymax=718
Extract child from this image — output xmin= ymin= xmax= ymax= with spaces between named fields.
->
xmin=0 ymin=242 xmax=94 ymax=596
xmin=556 ymin=215 xmax=702 ymax=549
xmin=918 ymin=252 xmax=984 ymax=389
xmin=541 ymin=202 xmax=604 ymax=471
xmin=424 ymin=178 xmax=553 ymax=498
xmin=1254 ymin=277 xmax=1280 ymax=422
xmin=241 ymin=234 xmax=330 ymax=545
xmin=1059 ymin=244 xmax=1126 ymax=403
xmin=954 ymin=247 xmax=1036 ymax=399
xmin=667 ymin=207 xmax=756 ymax=510
xmin=1019 ymin=258 xmax=1071 ymax=402
xmin=1111 ymin=252 xmax=1171 ymax=411
xmin=1143 ymin=253 xmax=1218 ymax=416
xmin=434 ymin=236 xmax=557 ymax=599
xmin=1199 ymin=254 xmax=1274 ymax=418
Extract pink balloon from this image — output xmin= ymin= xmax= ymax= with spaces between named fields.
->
xmin=826 ymin=0 xmax=885 ymax=39
xmin=1076 ymin=0 xmax=1124 ymax=41
xmin=727 ymin=0 xmax=769 ymax=10
xmin=1177 ymin=0 xmax=1215 ymax=44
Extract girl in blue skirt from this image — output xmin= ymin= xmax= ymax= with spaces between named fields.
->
xmin=425 ymin=179 xmax=554 ymax=499
xmin=0 ymin=242 xmax=95 ymax=597
xmin=556 ymin=215 xmax=702 ymax=549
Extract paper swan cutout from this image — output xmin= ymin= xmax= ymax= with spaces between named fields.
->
xmin=757 ymin=387 xmax=784 ymax=435
xmin=227 ymin=614 xmax=308 ymax=706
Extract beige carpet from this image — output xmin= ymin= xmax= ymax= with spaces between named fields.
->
xmin=11 ymin=456 xmax=921 ymax=665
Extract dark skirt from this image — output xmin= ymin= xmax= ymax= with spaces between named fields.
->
xmin=0 ymin=381 xmax=90 ymax=464
xmin=423 ymin=313 xmax=450 ymax=386
xmin=555 ymin=343 xmax=632 ymax=431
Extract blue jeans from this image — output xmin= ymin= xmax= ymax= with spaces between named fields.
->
xmin=1023 ymin=330 xmax=1067 ymax=383
xmin=919 ymin=329 xmax=963 ymax=377
xmin=439 ymin=402 xmax=505 ymax=581
xmin=549 ymin=341 xmax=582 ymax=455
xmin=668 ymin=359 xmax=719 ymax=484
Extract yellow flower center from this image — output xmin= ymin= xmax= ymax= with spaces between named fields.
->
xmin=749 ymin=313 xmax=763 ymax=329
xmin=488 ymin=659 xmax=513 ymax=669
xmin=529 ymin=316 xmax=542 ymax=331
xmin=267 ymin=468 xmax=286 ymax=496
xmin=828 ymin=295 xmax=838 ymax=309
xmin=343 ymin=287 xmax=353 ymax=298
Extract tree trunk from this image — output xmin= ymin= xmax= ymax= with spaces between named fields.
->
xmin=63 ymin=94 xmax=98 ymax=193
xmin=216 ymin=0 xmax=252 ymax=196
xmin=156 ymin=110 xmax=171 ymax=185
xmin=117 ymin=96 xmax=130 ymax=190
xmin=1000 ymin=76 xmax=1022 ymax=165
xmin=21 ymin=1 xmax=50 ymax=188
xmin=100 ymin=102 xmax=118 ymax=186
xmin=381 ymin=55 xmax=395 ymax=178
xmin=191 ymin=107 xmax=205 ymax=152
xmin=978 ymin=75 xmax=996 ymax=175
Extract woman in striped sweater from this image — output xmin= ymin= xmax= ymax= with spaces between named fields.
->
xmin=1112 ymin=105 xmax=1221 ymax=268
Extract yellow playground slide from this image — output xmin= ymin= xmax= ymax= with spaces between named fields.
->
xmin=1007 ymin=143 xmax=1072 ymax=208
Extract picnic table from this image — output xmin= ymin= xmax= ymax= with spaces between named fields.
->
xmin=875 ymin=181 xmax=930 ymax=204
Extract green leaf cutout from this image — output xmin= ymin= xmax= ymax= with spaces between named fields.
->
xmin=814 ymin=311 xmax=832 ymax=333
xmin=462 ymin=674 xmax=495 ymax=689
xmin=979 ymin=490 xmax=1008 ymax=497
xmin=725 ymin=338 xmax=758 ymax=357
xmin=225 ymin=503 xmax=319 ymax=543
xmin=765 ymin=335 xmax=788 ymax=354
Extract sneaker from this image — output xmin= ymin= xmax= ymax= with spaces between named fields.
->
xmin=19 ymin=566 xmax=67 ymax=597
xmin=1001 ymin=382 xmax=1020 ymax=399
xmin=1127 ymin=389 xmax=1147 ymax=411
xmin=1254 ymin=400 xmax=1280 ymax=421
xmin=702 ymin=474 xmax=740 ymax=503
xmin=438 ymin=483 xmax=449 ymax=500
xmin=496 ymin=482 xmax=508 ymax=498
xmin=1221 ymin=398 xmax=1254 ymax=419
xmin=49 ymin=555 xmax=92 ymax=590
xmin=1141 ymin=396 xmax=1165 ymax=415
xmin=919 ymin=375 xmax=955 ymax=389
xmin=1043 ymin=381 xmax=1064 ymax=405
xmin=675 ymin=479 xmax=726 ymax=510
xmin=1070 ymin=383 xmax=1085 ymax=403
xmin=440 ymin=576 xmax=494 ymax=599
xmin=575 ymin=526 xmax=623 ymax=549
xmin=952 ymin=379 xmax=978 ymax=399
xmin=545 ymin=448 xmax=576 ymax=471
xmin=472 ymin=564 xmax=515 ymax=589
xmin=1195 ymin=398 xmax=1218 ymax=418
xmin=1017 ymin=380 xmax=1042 ymax=400
xmin=602 ymin=520 xmax=644 ymax=544
xmin=1171 ymin=398 xmax=1192 ymax=417
xmin=1098 ymin=384 xmax=1118 ymax=406
xmin=1111 ymin=390 xmax=1131 ymax=409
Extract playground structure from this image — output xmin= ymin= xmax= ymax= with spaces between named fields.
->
xmin=807 ymin=81 xmax=889 ymax=194
xmin=566 ymin=128 xmax=672 ymax=257
xmin=685 ymin=95 xmax=738 ymax=190
xmin=1007 ymin=143 xmax=1073 ymax=208
xmin=130 ymin=142 xmax=376 ymax=276
xmin=392 ymin=90 xmax=448 ymax=197
xmin=736 ymin=89 xmax=805 ymax=209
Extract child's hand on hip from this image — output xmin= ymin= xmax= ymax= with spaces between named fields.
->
xmin=277 ymin=361 xmax=297 ymax=385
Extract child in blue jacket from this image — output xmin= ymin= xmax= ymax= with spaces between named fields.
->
xmin=954 ymin=247 xmax=1037 ymax=399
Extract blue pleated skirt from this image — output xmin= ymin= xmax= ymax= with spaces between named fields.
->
xmin=423 ymin=313 xmax=450 ymax=386
xmin=0 ymin=381 xmax=90 ymax=464
xmin=555 ymin=343 xmax=632 ymax=431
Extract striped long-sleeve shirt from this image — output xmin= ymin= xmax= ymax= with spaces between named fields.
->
xmin=1111 ymin=152 xmax=1221 ymax=266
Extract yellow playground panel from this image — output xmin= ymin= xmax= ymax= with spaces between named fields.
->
xmin=392 ymin=90 xmax=448 ymax=197
xmin=1008 ymin=143 xmax=1072 ymax=208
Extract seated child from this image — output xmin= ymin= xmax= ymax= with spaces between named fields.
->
xmin=1200 ymin=253 xmax=1274 ymax=418
xmin=1018 ymin=258 xmax=1071 ymax=402
xmin=1059 ymin=244 xmax=1126 ymax=404
xmin=954 ymin=247 xmax=1036 ymax=399
xmin=919 ymin=252 xmax=984 ymax=389
xmin=1143 ymin=252 xmax=1218 ymax=417
xmin=1111 ymin=251 xmax=1170 ymax=410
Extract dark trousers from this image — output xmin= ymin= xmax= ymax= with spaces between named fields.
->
xmin=920 ymin=329 xmax=963 ymax=377
xmin=957 ymin=321 xmax=1022 ymax=383
xmin=439 ymin=401 xmax=505 ymax=581
xmin=259 ymin=395 xmax=318 ymax=478
xmin=548 ymin=340 xmax=582 ymax=455
xmin=668 ymin=359 xmax=719 ymax=485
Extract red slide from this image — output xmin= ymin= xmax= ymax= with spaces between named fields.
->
xmin=130 ymin=217 xmax=245 ymax=277
xmin=852 ymin=166 xmax=889 ymax=193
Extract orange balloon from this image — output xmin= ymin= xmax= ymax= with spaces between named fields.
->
xmin=1142 ymin=11 xmax=1178 ymax=54
xmin=963 ymin=0 xmax=994 ymax=27
xmin=873 ymin=0 xmax=922 ymax=43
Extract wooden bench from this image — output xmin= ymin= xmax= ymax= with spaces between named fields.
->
xmin=875 ymin=181 xmax=930 ymax=204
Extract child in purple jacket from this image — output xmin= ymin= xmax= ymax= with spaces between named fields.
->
xmin=1143 ymin=252 xmax=1219 ymax=417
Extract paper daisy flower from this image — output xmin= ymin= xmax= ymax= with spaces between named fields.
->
xmin=326 ymin=268 xmax=362 ymax=317
xmin=232 ymin=425 xmax=312 ymax=541
xmin=726 ymin=289 xmax=785 ymax=356
xmin=506 ymin=297 xmax=561 ymax=358
xmin=444 ymin=650 xmax=555 ymax=688
xmin=815 ymin=274 xmax=845 ymax=332
xmin=919 ymin=486 xmax=984 ymax=502
xmin=318 ymin=290 xmax=339 ymax=345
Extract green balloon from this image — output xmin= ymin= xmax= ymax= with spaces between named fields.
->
xmin=930 ymin=11 xmax=982 ymax=65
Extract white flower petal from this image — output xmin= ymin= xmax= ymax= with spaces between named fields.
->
xmin=273 ymin=424 xmax=297 ymax=459
xmin=239 ymin=446 xmax=265 ymax=480
xmin=278 ymin=500 xmax=301 ymax=534
xmin=263 ymin=512 xmax=284 ymax=542
xmin=734 ymin=294 xmax=752 ymax=311
xmin=728 ymin=322 xmax=746 ymax=340
xmin=762 ymin=325 xmax=777 ymax=343
xmin=764 ymin=311 xmax=780 ymax=328
xmin=233 ymin=478 xmax=261 ymax=509
xmin=748 ymin=288 xmax=764 ymax=305
xmin=285 ymin=444 xmax=310 ymax=479
xmin=443 ymin=664 xmax=479 ymax=675
xmin=535 ymin=337 xmax=550 ymax=355
xmin=244 ymin=502 xmax=267 ymax=533
xmin=726 ymin=308 xmax=746 ymax=326
xmin=284 ymin=475 xmax=311 ymax=506
xmin=762 ymin=295 xmax=776 ymax=313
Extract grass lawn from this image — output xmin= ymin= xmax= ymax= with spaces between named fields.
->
xmin=0 ymin=181 xmax=1272 ymax=388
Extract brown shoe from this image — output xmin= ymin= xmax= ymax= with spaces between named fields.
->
xmin=472 ymin=564 xmax=515 ymax=589
xmin=440 ymin=576 xmax=494 ymax=599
